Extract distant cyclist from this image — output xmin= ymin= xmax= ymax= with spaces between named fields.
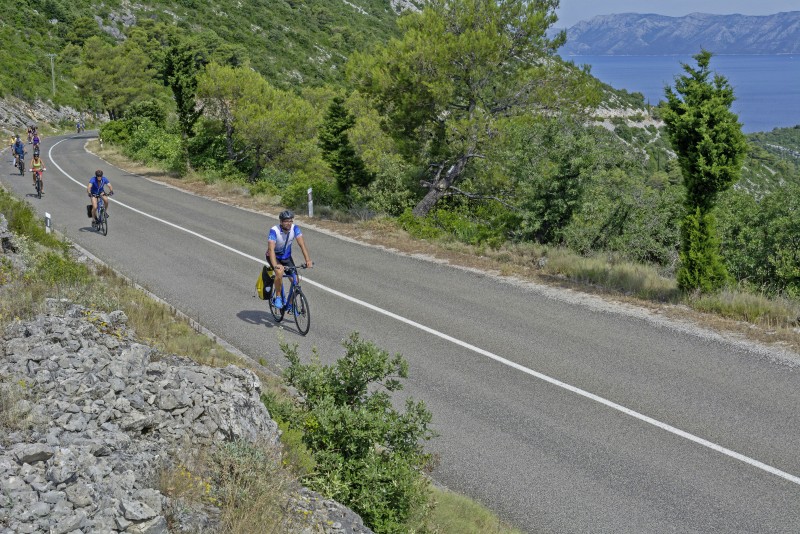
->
xmin=12 ymin=136 xmax=25 ymax=168
xmin=32 ymin=131 xmax=40 ymax=149
xmin=29 ymin=152 xmax=46 ymax=194
xmin=87 ymin=169 xmax=113 ymax=221
xmin=266 ymin=209 xmax=313 ymax=308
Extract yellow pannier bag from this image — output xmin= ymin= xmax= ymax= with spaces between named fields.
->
xmin=256 ymin=265 xmax=274 ymax=300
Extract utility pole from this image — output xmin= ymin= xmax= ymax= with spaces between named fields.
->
xmin=45 ymin=54 xmax=56 ymax=97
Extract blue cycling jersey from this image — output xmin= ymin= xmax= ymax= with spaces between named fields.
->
xmin=89 ymin=176 xmax=110 ymax=195
xmin=268 ymin=224 xmax=302 ymax=260
xmin=13 ymin=142 xmax=24 ymax=155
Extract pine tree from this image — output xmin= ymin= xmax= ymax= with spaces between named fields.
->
xmin=318 ymin=97 xmax=373 ymax=194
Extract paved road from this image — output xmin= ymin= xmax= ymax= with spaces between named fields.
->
xmin=3 ymin=134 xmax=800 ymax=533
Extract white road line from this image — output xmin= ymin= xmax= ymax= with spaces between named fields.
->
xmin=48 ymin=138 xmax=800 ymax=487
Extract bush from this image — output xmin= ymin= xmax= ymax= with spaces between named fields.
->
xmin=263 ymin=334 xmax=435 ymax=534
xmin=125 ymin=99 xmax=167 ymax=127
xmin=281 ymin=177 xmax=342 ymax=211
xmin=99 ymin=120 xmax=133 ymax=145
xmin=397 ymin=209 xmax=443 ymax=240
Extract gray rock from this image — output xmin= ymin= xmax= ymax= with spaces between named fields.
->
xmin=13 ymin=443 xmax=54 ymax=464
xmin=64 ymin=482 xmax=94 ymax=507
xmin=51 ymin=510 xmax=87 ymax=534
xmin=120 ymin=500 xmax=158 ymax=522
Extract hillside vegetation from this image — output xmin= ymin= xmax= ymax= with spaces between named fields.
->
xmin=5 ymin=1 xmax=800 ymax=530
xmin=4 ymin=0 xmax=800 ymax=296
xmin=0 ymin=0 xmax=416 ymax=103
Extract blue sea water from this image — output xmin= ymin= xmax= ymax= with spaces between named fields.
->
xmin=565 ymin=55 xmax=800 ymax=133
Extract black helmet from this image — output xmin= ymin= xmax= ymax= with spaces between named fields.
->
xmin=95 ymin=169 xmax=103 ymax=177
xmin=279 ymin=210 xmax=294 ymax=221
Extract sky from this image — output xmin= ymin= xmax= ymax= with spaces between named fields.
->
xmin=556 ymin=0 xmax=800 ymax=27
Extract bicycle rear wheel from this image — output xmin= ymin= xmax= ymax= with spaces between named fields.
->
xmin=292 ymin=288 xmax=310 ymax=335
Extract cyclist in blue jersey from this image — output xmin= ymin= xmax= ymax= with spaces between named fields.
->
xmin=267 ymin=210 xmax=313 ymax=308
xmin=87 ymin=169 xmax=114 ymax=221
xmin=12 ymin=136 xmax=25 ymax=168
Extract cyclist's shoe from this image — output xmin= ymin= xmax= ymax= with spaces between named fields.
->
xmin=272 ymin=296 xmax=283 ymax=308
xmin=105 ymin=212 xmax=110 ymax=218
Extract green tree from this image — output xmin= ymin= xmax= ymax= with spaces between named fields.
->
xmin=65 ymin=16 xmax=103 ymax=47
xmin=73 ymin=37 xmax=163 ymax=118
xmin=319 ymin=96 xmax=374 ymax=195
xmin=266 ymin=334 xmax=434 ymax=533
xmin=663 ymin=50 xmax=748 ymax=292
xmin=197 ymin=63 xmax=321 ymax=181
xmin=718 ymin=185 xmax=800 ymax=296
xmin=161 ymin=37 xmax=207 ymax=140
xmin=503 ymin=117 xmax=616 ymax=244
xmin=350 ymin=0 xmax=596 ymax=217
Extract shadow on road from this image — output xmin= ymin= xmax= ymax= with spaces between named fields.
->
xmin=237 ymin=309 xmax=276 ymax=327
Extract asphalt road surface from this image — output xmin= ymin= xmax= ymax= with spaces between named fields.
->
xmin=3 ymin=134 xmax=799 ymax=533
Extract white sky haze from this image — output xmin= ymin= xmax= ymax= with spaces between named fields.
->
xmin=556 ymin=1 xmax=800 ymax=27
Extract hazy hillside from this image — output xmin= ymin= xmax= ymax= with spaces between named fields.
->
xmin=558 ymin=12 xmax=800 ymax=55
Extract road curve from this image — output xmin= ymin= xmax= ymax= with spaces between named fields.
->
xmin=2 ymin=134 xmax=799 ymax=533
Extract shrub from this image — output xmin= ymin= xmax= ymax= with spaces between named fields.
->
xmin=281 ymin=177 xmax=342 ymax=211
xmin=264 ymin=334 xmax=435 ymax=534
xmin=125 ymin=99 xmax=167 ymax=127
xmin=397 ymin=209 xmax=443 ymax=240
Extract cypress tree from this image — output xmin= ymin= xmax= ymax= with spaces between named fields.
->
xmin=319 ymin=97 xmax=374 ymax=195
xmin=663 ymin=50 xmax=748 ymax=292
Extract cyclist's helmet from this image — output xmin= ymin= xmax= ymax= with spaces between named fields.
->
xmin=95 ymin=169 xmax=103 ymax=177
xmin=279 ymin=210 xmax=294 ymax=221
xmin=33 ymin=147 xmax=40 ymax=157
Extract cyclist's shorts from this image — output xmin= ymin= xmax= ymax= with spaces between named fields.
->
xmin=268 ymin=257 xmax=295 ymax=270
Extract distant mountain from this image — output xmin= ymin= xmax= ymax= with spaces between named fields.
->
xmin=557 ymin=12 xmax=800 ymax=56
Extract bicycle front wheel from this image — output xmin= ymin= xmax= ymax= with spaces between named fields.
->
xmin=35 ymin=177 xmax=41 ymax=198
xmin=292 ymin=289 xmax=310 ymax=335
xmin=99 ymin=211 xmax=108 ymax=236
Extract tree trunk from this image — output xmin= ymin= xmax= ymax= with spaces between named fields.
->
xmin=412 ymin=153 xmax=471 ymax=217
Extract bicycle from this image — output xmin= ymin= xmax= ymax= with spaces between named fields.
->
xmin=17 ymin=153 xmax=24 ymax=177
xmin=269 ymin=264 xmax=311 ymax=335
xmin=30 ymin=168 xmax=44 ymax=198
xmin=90 ymin=191 xmax=111 ymax=236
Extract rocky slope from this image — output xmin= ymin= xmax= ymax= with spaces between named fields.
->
xmin=0 ymin=215 xmax=373 ymax=534
xmin=558 ymin=11 xmax=800 ymax=55
xmin=0 ymin=96 xmax=83 ymax=138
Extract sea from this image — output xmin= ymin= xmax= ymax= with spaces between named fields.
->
xmin=564 ymin=55 xmax=800 ymax=134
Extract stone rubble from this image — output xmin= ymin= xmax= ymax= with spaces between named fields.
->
xmin=0 ymin=222 xmax=373 ymax=533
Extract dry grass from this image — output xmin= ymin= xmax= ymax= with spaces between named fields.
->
xmin=426 ymin=486 xmax=524 ymax=534
xmin=0 ymin=377 xmax=38 ymax=433
xmin=160 ymin=440 xmax=303 ymax=534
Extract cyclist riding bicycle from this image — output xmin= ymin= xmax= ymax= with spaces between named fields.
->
xmin=29 ymin=153 xmax=46 ymax=194
xmin=267 ymin=209 xmax=313 ymax=308
xmin=12 ymin=136 xmax=25 ymax=168
xmin=87 ymin=169 xmax=113 ymax=221
xmin=32 ymin=132 xmax=40 ymax=149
